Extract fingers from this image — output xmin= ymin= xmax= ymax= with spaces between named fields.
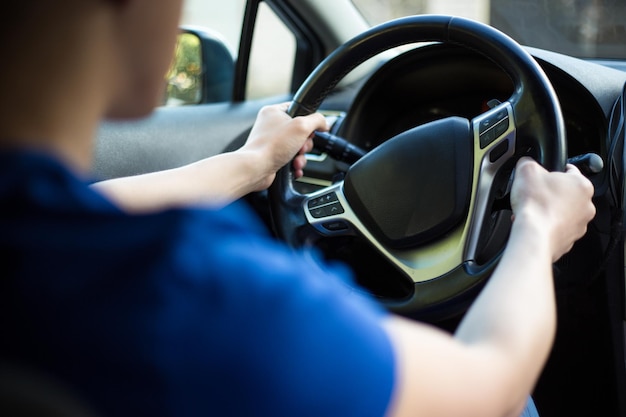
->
xmin=301 ymin=137 xmax=314 ymax=154
xmin=564 ymin=163 xmax=582 ymax=175
xmin=273 ymin=101 xmax=330 ymax=133
xmin=512 ymin=155 xmax=596 ymax=261
xmin=291 ymin=138 xmax=313 ymax=178
xmin=516 ymin=157 xmax=586 ymax=178
xmin=292 ymin=154 xmax=307 ymax=179
xmin=514 ymin=156 xmax=545 ymax=175
xmin=291 ymin=113 xmax=329 ymax=139
xmin=253 ymin=102 xmax=328 ymax=179
xmin=278 ymin=101 xmax=291 ymax=112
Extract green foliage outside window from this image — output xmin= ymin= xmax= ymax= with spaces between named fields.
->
xmin=165 ymin=33 xmax=203 ymax=105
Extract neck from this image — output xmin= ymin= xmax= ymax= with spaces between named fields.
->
xmin=0 ymin=2 xmax=117 ymax=174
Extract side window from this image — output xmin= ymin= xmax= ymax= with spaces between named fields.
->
xmin=165 ymin=0 xmax=296 ymax=105
xmin=247 ymin=3 xmax=296 ymax=99
xmin=179 ymin=1 xmax=244 ymax=57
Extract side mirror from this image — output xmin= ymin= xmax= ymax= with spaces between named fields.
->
xmin=164 ymin=26 xmax=235 ymax=105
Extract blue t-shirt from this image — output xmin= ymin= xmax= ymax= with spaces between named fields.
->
xmin=0 ymin=150 xmax=394 ymax=417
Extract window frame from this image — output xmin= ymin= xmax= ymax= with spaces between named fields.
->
xmin=233 ymin=0 xmax=325 ymax=102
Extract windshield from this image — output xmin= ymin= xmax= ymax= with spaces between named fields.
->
xmin=351 ymin=0 xmax=626 ymax=59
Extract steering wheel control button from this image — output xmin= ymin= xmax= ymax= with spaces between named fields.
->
xmin=308 ymin=192 xmax=344 ymax=218
xmin=489 ymin=140 xmax=510 ymax=163
xmin=479 ymin=128 xmax=496 ymax=148
xmin=479 ymin=113 xmax=509 ymax=148
xmin=478 ymin=108 xmax=507 ymax=134
xmin=322 ymin=221 xmax=349 ymax=232
xmin=327 ymin=203 xmax=344 ymax=215
xmin=307 ymin=192 xmax=339 ymax=209
xmin=494 ymin=117 xmax=509 ymax=137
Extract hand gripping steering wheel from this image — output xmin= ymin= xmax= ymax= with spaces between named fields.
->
xmin=268 ymin=15 xmax=566 ymax=320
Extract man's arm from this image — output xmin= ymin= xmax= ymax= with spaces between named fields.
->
xmin=383 ymin=158 xmax=595 ymax=417
xmin=91 ymin=103 xmax=328 ymax=212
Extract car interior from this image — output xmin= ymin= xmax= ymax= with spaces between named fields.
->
xmin=5 ymin=0 xmax=624 ymax=416
xmin=93 ymin=1 xmax=626 ymax=416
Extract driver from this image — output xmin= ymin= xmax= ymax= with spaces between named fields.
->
xmin=0 ymin=1 xmax=595 ymax=417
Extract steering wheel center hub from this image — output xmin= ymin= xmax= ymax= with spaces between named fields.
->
xmin=344 ymin=117 xmax=473 ymax=248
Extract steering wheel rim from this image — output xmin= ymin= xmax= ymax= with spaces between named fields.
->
xmin=269 ymin=15 xmax=566 ymax=320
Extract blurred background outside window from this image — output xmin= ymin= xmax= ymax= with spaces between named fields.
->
xmin=176 ymin=0 xmax=625 ymax=102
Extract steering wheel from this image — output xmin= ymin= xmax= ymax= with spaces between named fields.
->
xmin=268 ymin=15 xmax=566 ymax=321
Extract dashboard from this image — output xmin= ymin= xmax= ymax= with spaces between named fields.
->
xmin=338 ymin=43 xmax=608 ymax=158
xmin=303 ymin=43 xmax=626 ymax=196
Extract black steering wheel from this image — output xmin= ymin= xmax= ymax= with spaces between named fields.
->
xmin=269 ymin=15 xmax=566 ymax=320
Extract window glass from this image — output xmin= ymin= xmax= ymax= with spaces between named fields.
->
xmin=351 ymin=0 xmax=626 ymax=59
xmin=247 ymin=3 xmax=296 ymax=99
xmin=177 ymin=0 xmax=295 ymax=102
xmin=180 ymin=1 xmax=244 ymax=54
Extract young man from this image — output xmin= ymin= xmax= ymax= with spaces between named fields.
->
xmin=0 ymin=1 xmax=596 ymax=417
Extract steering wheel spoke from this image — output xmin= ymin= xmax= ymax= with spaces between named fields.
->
xmin=304 ymin=181 xmax=470 ymax=282
xmin=465 ymin=102 xmax=518 ymax=262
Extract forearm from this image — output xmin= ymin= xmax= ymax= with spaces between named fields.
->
xmin=457 ymin=159 xmax=595 ymax=379
xmin=92 ymin=151 xmax=267 ymax=212
xmin=384 ymin=218 xmax=558 ymax=417
xmin=91 ymin=103 xmax=325 ymax=213
xmin=381 ymin=160 xmax=595 ymax=417
xmin=455 ymin=216 xmax=556 ymax=397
